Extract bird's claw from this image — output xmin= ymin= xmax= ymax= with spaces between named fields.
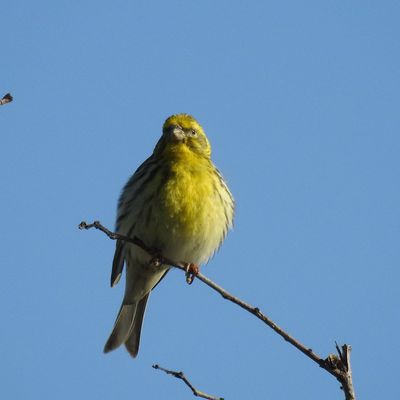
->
xmin=150 ymin=256 xmax=162 ymax=267
xmin=149 ymin=248 xmax=163 ymax=267
xmin=184 ymin=263 xmax=200 ymax=285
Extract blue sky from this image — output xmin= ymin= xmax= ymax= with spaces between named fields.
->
xmin=1 ymin=1 xmax=399 ymax=399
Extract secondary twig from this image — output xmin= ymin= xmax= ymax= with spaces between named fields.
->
xmin=152 ymin=364 xmax=224 ymax=400
xmin=0 ymin=93 xmax=13 ymax=106
xmin=78 ymin=221 xmax=193 ymax=283
xmin=79 ymin=220 xmax=356 ymax=400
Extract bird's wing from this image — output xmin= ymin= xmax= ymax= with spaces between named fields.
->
xmin=111 ymin=239 xmax=125 ymax=287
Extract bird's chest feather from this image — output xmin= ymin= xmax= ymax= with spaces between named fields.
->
xmin=158 ymin=156 xmax=215 ymax=237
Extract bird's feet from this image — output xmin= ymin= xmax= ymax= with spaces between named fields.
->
xmin=184 ymin=263 xmax=200 ymax=285
xmin=149 ymin=248 xmax=163 ymax=267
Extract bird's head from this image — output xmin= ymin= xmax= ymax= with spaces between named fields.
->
xmin=154 ymin=114 xmax=211 ymax=158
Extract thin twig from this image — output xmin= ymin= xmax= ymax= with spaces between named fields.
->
xmin=79 ymin=220 xmax=356 ymax=400
xmin=152 ymin=364 xmax=224 ymax=400
xmin=0 ymin=93 xmax=13 ymax=106
xmin=78 ymin=221 xmax=192 ymax=282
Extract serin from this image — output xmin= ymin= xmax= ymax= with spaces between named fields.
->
xmin=104 ymin=114 xmax=234 ymax=357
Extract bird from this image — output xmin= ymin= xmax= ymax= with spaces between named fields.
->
xmin=104 ymin=114 xmax=234 ymax=357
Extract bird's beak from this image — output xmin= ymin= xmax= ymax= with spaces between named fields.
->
xmin=171 ymin=127 xmax=185 ymax=142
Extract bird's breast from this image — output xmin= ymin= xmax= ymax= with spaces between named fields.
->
xmin=150 ymin=156 xmax=228 ymax=264
xmin=159 ymin=160 xmax=215 ymax=236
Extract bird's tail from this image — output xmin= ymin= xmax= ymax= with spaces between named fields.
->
xmin=103 ymin=294 xmax=149 ymax=357
xmin=104 ymin=303 xmax=137 ymax=354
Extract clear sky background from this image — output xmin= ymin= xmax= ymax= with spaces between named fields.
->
xmin=1 ymin=1 xmax=399 ymax=399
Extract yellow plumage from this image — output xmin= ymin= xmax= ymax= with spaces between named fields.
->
xmin=104 ymin=114 xmax=234 ymax=357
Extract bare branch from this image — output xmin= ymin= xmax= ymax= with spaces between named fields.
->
xmin=152 ymin=364 xmax=224 ymax=400
xmin=80 ymin=220 xmax=356 ymax=399
xmin=0 ymin=93 xmax=13 ymax=106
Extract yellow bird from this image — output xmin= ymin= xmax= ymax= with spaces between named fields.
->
xmin=104 ymin=114 xmax=234 ymax=357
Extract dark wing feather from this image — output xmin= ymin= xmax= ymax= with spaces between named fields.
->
xmin=111 ymin=239 xmax=125 ymax=287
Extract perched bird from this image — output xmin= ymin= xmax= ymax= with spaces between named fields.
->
xmin=104 ymin=114 xmax=234 ymax=357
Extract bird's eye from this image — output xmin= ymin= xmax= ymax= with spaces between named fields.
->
xmin=190 ymin=129 xmax=197 ymax=137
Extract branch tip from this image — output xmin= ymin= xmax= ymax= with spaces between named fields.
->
xmin=153 ymin=364 xmax=223 ymax=400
